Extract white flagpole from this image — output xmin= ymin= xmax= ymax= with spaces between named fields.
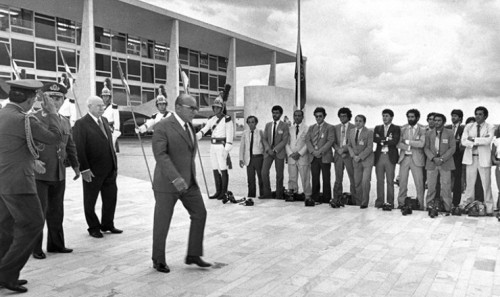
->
xmin=296 ymin=0 xmax=301 ymax=110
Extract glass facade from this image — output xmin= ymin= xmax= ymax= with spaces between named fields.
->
xmin=0 ymin=4 xmax=228 ymax=107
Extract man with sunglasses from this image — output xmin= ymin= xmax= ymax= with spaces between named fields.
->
xmin=31 ymin=83 xmax=80 ymax=260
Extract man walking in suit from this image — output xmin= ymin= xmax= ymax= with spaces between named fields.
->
xmin=151 ymin=94 xmax=210 ymax=273
xmin=461 ymin=106 xmax=495 ymax=214
xmin=445 ymin=109 xmax=465 ymax=207
xmin=239 ymin=116 xmax=264 ymax=198
xmin=262 ymin=105 xmax=290 ymax=199
xmin=348 ymin=115 xmax=374 ymax=208
xmin=73 ymin=96 xmax=122 ymax=238
xmin=424 ymin=114 xmax=456 ymax=211
xmin=286 ymin=110 xmax=312 ymax=200
xmin=397 ymin=109 xmax=426 ymax=209
xmin=373 ymin=109 xmax=400 ymax=208
xmin=32 ymin=83 xmax=80 ymax=260
xmin=305 ymin=107 xmax=335 ymax=204
xmin=0 ymin=79 xmax=62 ymax=293
xmin=333 ymin=107 xmax=356 ymax=201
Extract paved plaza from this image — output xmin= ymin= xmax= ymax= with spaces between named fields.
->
xmin=13 ymin=138 xmax=500 ymax=297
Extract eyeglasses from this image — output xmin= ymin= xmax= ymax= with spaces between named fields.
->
xmin=181 ymin=104 xmax=199 ymax=112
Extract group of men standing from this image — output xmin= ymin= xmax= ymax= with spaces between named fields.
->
xmin=239 ymin=105 xmax=498 ymax=216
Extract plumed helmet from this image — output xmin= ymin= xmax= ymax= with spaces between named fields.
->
xmin=101 ymin=78 xmax=112 ymax=96
xmin=156 ymin=85 xmax=167 ymax=104
xmin=212 ymin=96 xmax=224 ymax=108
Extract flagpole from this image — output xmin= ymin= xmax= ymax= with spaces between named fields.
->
xmin=58 ymin=47 xmax=83 ymax=119
xmin=117 ymin=61 xmax=153 ymax=185
xmin=296 ymin=0 xmax=301 ymax=110
xmin=5 ymin=44 xmax=20 ymax=80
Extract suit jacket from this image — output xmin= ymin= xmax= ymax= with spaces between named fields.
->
xmin=333 ymin=122 xmax=354 ymax=161
xmin=262 ymin=120 xmax=290 ymax=159
xmin=0 ymin=104 xmax=62 ymax=194
xmin=461 ymin=121 xmax=494 ymax=167
xmin=397 ymin=124 xmax=426 ymax=166
xmin=373 ymin=124 xmax=400 ymax=165
xmin=445 ymin=124 xmax=465 ymax=162
xmin=73 ymin=114 xmax=117 ymax=176
xmin=347 ymin=127 xmax=374 ymax=168
xmin=152 ymin=115 xmax=198 ymax=193
xmin=286 ymin=122 xmax=310 ymax=165
xmin=239 ymin=128 xmax=264 ymax=166
xmin=424 ymin=128 xmax=456 ymax=170
xmin=34 ymin=111 xmax=79 ymax=182
xmin=305 ymin=122 xmax=335 ymax=163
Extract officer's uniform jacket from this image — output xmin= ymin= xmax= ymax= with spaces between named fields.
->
xmin=103 ymin=103 xmax=120 ymax=133
xmin=199 ymin=114 xmax=234 ymax=145
xmin=139 ymin=111 xmax=171 ymax=133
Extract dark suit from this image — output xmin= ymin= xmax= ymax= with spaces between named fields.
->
xmin=34 ymin=111 xmax=79 ymax=252
xmin=0 ymin=103 xmax=62 ymax=285
xmin=261 ymin=120 xmax=290 ymax=198
xmin=445 ymin=124 xmax=465 ymax=206
xmin=152 ymin=115 xmax=206 ymax=265
xmin=373 ymin=124 xmax=400 ymax=206
xmin=305 ymin=122 xmax=335 ymax=202
xmin=73 ymin=114 xmax=118 ymax=232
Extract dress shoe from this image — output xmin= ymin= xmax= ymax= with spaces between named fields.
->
xmin=0 ymin=279 xmax=28 ymax=287
xmin=153 ymin=262 xmax=170 ymax=273
xmin=360 ymin=205 xmax=368 ymax=209
xmin=47 ymin=247 xmax=73 ymax=253
xmin=32 ymin=251 xmax=46 ymax=259
xmin=101 ymin=227 xmax=123 ymax=234
xmin=3 ymin=283 xmax=28 ymax=293
xmin=185 ymin=256 xmax=212 ymax=268
xmin=89 ymin=230 xmax=103 ymax=238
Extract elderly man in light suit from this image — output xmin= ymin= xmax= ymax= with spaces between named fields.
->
xmin=397 ymin=109 xmax=426 ymax=209
xmin=424 ymin=113 xmax=455 ymax=211
xmin=306 ymin=107 xmax=335 ymax=204
xmin=286 ymin=110 xmax=311 ymax=200
xmin=461 ymin=106 xmax=495 ymax=214
xmin=348 ymin=115 xmax=374 ymax=208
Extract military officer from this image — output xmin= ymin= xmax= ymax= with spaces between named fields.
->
xmin=32 ymin=82 xmax=80 ymax=260
xmin=101 ymin=79 xmax=121 ymax=152
xmin=196 ymin=95 xmax=234 ymax=200
xmin=0 ymin=79 xmax=63 ymax=293
xmin=135 ymin=86 xmax=171 ymax=133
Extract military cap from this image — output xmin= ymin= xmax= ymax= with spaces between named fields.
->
xmin=6 ymin=79 xmax=43 ymax=90
xmin=41 ymin=82 xmax=67 ymax=95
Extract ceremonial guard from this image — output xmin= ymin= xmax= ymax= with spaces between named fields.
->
xmin=136 ymin=86 xmax=171 ymax=133
xmin=57 ymin=73 xmax=77 ymax=127
xmin=32 ymin=82 xmax=80 ymax=260
xmin=101 ymin=78 xmax=121 ymax=152
xmin=196 ymin=87 xmax=234 ymax=200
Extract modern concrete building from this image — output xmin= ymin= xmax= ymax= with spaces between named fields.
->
xmin=0 ymin=0 xmax=296 ymax=122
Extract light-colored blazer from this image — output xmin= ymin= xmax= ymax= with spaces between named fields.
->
xmin=286 ymin=122 xmax=310 ymax=165
xmin=347 ymin=127 xmax=374 ymax=168
xmin=461 ymin=122 xmax=494 ymax=167
xmin=262 ymin=120 xmax=290 ymax=159
xmin=239 ymin=128 xmax=264 ymax=166
xmin=305 ymin=122 xmax=335 ymax=163
xmin=424 ymin=128 xmax=456 ymax=171
xmin=397 ymin=123 xmax=426 ymax=166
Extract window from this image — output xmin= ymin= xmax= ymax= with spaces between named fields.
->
xmin=141 ymin=40 xmax=154 ymax=59
xmin=179 ymin=47 xmax=188 ymax=65
xmin=36 ymin=75 xmax=56 ymax=84
xmin=94 ymin=26 xmax=110 ymax=49
xmin=36 ymin=47 xmax=56 ymax=71
xmin=200 ymin=53 xmax=208 ymax=69
xmin=142 ymin=89 xmax=155 ymax=102
xmin=189 ymin=51 xmax=199 ymax=68
xmin=199 ymin=72 xmax=208 ymax=89
xmin=209 ymin=56 xmax=217 ymax=71
xmin=95 ymin=53 xmax=111 ymax=76
xmin=112 ymin=32 xmax=126 ymax=53
xmin=12 ymin=39 xmax=34 ymax=62
xmin=127 ymin=59 xmax=140 ymax=81
xmin=129 ymin=85 xmax=141 ymax=104
xmin=142 ymin=62 xmax=154 ymax=83
xmin=190 ymin=71 xmax=199 ymax=89
xmin=57 ymin=48 xmax=76 ymax=70
xmin=0 ymin=5 xmax=10 ymax=32
xmin=112 ymin=58 xmax=126 ymax=80
xmin=127 ymin=35 xmax=141 ymax=56
xmin=10 ymin=8 xmax=33 ymax=35
xmin=199 ymin=93 xmax=210 ymax=107
xmin=57 ymin=18 xmax=77 ymax=44
xmin=209 ymin=75 xmax=217 ymax=91
xmin=218 ymin=75 xmax=226 ymax=89
xmin=155 ymin=64 xmax=166 ymax=84
xmin=34 ymin=13 xmax=55 ymax=40
xmin=218 ymin=56 xmax=227 ymax=71
xmin=155 ymin=42 xmax=167 ymax=61
xmin=0 ymin=40 xmax=9 ymax=66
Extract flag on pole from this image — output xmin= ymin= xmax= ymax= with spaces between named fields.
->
xmin=4 ymin=44 xmax=21 ymax=80
xmin=294 ymin=46 xmax=306 ymax=110
xmin=116 ymin=62 xmax=131 ymax=100
xmin=178 ymin=59 xmax=190 ymax=94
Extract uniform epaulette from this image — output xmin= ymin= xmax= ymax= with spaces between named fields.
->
xmin=152 ymin=113 xmax=157 ymax=119
xmin=69 ymin=98 xmax=75 ymax=104
xmin=112 ymin=103 xmax=119 ymax=109
xmin=224 ymin=115 xmax=232 ymax=122
xmin=208 ymin=115 xmax=216 ymax=120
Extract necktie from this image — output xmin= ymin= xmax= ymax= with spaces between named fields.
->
xmin=409 ymin=126 xmax=414 ymax=139
xmin=453 ymin=125 xmax=457 ymax=136
xmin=435 ymin=130 xmax=440 ymax=153
xmin=272 ymin=121 xmax=277 ymax=147
xmin=312 ymin=124 xmax=321 ymax=147
xmin=250 ymin=131 xmax=254 ymax=156
xmin=355 ymin=129 xmax=359 ymax=145
xmin=477 ymin=124 xmax=481 ymax=138
xmin=384 ymin=125 xmax=388 ymax=137
xmin=341 ymin=124 xmax=346 ymax=145
xmin=296 ymin=124 xmax=299 ymax=137
xmin=98 ymin=118 xmax=108 ymax=139
xmin=184 ymin=123 xmax=193 ymax=145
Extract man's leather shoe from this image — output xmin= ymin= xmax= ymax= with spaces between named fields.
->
xmin=89 ymin=230 xmax=103 ymax=238
xmin=153 ymin=262 xmax=170 ymax=273
xmin=32 ymin=251 xmax=46 ymax=259
xmin=185 ymin=256 xmax=212 ymax=268
xmin=360 ymin=205 xmax=368 ymax=209
xmin=101 ymin=227 xmax=123 ymax=234
xmin=0 ymin=279 xmax=28 ymax=287
xmin=3 ymin=283 xmax=28 ymax=293
xmin=48 ymin=247 xmax=73 ymax=253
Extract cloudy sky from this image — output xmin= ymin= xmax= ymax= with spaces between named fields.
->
xmin=143 ymin=0 xmax=500 ymax=125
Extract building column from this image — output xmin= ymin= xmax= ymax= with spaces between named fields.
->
xmin=166 ymin=19 xmax=179 ymax=108
xmin=226 ymin=37 xmax=236 ymax=107
xmin=268 ymin=51 xmax=276 ymax=86
xmin=74 ymin=0 xmax=95 ymax=117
